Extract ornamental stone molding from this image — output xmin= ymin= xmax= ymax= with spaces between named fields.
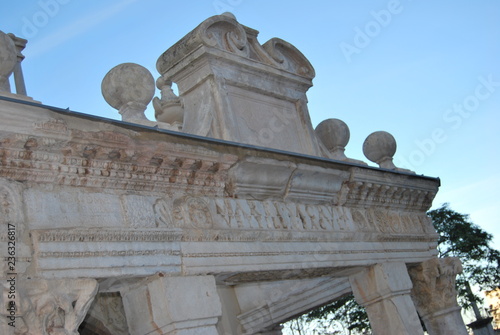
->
xmin=0 ymin=13 xmax=467 ymax=335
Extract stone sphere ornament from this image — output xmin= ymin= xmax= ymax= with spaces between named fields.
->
xmin=0 ymin=31 xmax=17 ymax=92
xmin=363 ymin=131 xmax=397 ymax=169
xmin=101 ymin=63 xmax=155 ymax=122
xmin=315 ymin=118 xmax=350 ymax=160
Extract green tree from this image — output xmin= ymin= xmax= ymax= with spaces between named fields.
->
xmin=429 ymin=203 xmax=500 ymax=310
xmin=297 ymin=204 xmax=500 ymax=334
xmin=304 ymin=294 xmax=369 ymax=334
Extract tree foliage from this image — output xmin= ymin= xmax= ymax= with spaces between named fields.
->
xmin=429 ymin=203 xmax=500 ymax=309
xmin=298 ymin=203 xmax=500 ymax=333
xmin=305 ymin=294 xmax=369 ymax=334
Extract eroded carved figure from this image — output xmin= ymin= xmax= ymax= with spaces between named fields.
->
xmin=0 ymin=279 xmax=97 ymax=335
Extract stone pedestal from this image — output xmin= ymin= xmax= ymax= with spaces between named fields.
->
xmin=409 ymin=257 xmax=468 ymax=335
xmin=120 ymin=274 xmax=222 ymax=335
xmin=157 ymin=13 xmax=323 ymax=156
xmin=349 ymin=262 xmax=424 ymax=335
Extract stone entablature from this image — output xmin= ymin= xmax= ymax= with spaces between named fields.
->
xmin=0 ymin=97 xmax=439 ymax=282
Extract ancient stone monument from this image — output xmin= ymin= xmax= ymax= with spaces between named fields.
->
xmin=0 ymin=13 xmax=469 ymax=335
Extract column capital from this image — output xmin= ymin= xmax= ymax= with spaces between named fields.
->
xmin=1 ymin=278 xmax=98 ymax=334
xmin=408 ymin=257 xmax=468 ymax=335
xmin=408 ymin=257 xmax=462 ymax=317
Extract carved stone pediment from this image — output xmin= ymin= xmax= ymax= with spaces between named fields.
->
xmin=156 ymin=14 xmax=323 ymax=156
xmin=157 ymin=14 xmax=314 ymax=79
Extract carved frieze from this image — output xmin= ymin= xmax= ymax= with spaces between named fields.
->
xmin=26 ymin=194 xmax=437 ymax=278
xmin=157 ymin=196 xmax=433 ymax=237
xmin=120 ymin=194 xmax=157 ymax=228
xmin=33 ymin=118 xmax=69 ymax=135
xmin=26 ymin=190 xmax=435 ymax=239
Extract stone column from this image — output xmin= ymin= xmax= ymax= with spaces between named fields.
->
xmin=408 ymin=257 xmax=468 ymax=335
xmin=120 ymin=274 xmax=222 ymax=335
xmin=349 ymin=262 xmax=424 ymax=335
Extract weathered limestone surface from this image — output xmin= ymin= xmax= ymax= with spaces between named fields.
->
xmin=82 ymin=292 xmax=129 ymax=335
xmin=156 ymin=13 xmax=323 ymax=156
xmin=0 ymin=13 xmax=468 ymax=335
xmin=350 ymin=262 xmax=424 ymax=335
xmin=120 ymin=274 xmax=221 ymax=335
xmin=0 ymin=278 xmax=97 ymax=335
xmin=409 ymin=257 xmax=469 ymax=335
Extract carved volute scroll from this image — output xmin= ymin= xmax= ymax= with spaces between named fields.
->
xmin=157 ymin=13 xmax=315 ymax=80
xmin=262 ymin=38 xmax=315 ymax=79
xmin=200 ymin=13 xmax=250 ymax=57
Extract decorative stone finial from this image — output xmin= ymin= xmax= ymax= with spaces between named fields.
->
xmin=101 ymin=63 xmax=155 ymax=123
xmin=363 ymin=131 xmax=397 ymax=169
xmin=0 ymin=30 xmax=17 ymax=93
xmin=315 ymin=119 xmax=350 ymax=160
xmin=152 ymin=76 xmax=184 ymax=125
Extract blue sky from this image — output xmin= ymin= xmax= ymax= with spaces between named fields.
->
xmin=1 ymin=0 xmax=499 ymax=249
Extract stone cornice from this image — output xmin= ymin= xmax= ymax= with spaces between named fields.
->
xmin=342 ymin=167 xmax=439 ymax=212
xmin=0 ymin=97 xmax=440 ymax=211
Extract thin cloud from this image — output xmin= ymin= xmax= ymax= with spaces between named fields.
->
xmin=26 ymin=0 xmax=140 ymax=58
xmin=441 ymin=175 xmax=500 ymax=200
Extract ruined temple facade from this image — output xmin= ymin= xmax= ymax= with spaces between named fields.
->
xmin=0 ymin=13 xmax=469 ymax=335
